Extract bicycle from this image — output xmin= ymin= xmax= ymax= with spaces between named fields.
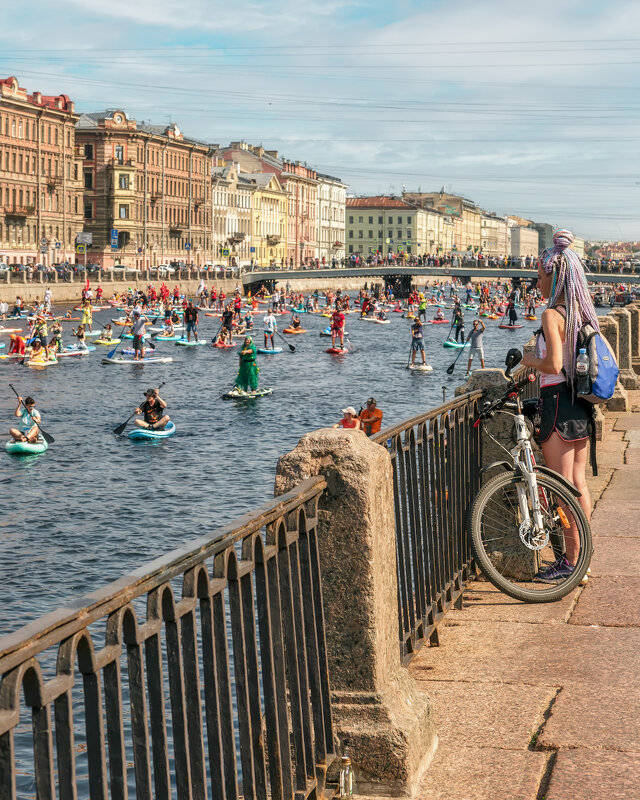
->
xmin=469 ymin=349 xmax=593 ymax=602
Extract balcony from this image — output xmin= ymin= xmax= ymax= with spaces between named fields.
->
xmin=3 ymin=205 xmax=35 ymax=219
xmin=110 ymin=158 xmax=136 ymax=168
xmin=46 ymin=176 xmax=62 ymax=192
xmin=266 ymin=234 xmax=281 ymax=246
xmin=169 ymin=227 xmax=182 ymax=239
xmin=150 ymin=193 xmax=161 ymax=204
xmin=228 ymin=231 xmax=246 ymax=244
xmin=333 ymin=240 xmax=343 ymax=248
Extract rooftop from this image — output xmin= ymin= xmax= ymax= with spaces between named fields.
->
xmin=347 ymin=196 xmax=416 ymax=210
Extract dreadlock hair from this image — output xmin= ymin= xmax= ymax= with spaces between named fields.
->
xmin=539 ymin=229 xmax=600 ymax=383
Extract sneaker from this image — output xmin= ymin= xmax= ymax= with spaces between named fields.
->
xmin=535 ymin=556 xmax=574 ymax=583
xmin=580 ymin=567 xmax=591 ymax=585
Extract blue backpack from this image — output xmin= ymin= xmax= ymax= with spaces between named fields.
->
xmin=572 ymin=321 xmax=619 ymax=404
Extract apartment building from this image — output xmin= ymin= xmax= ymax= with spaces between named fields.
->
xmin=316 ymin=172 xmax=347 ymax=263
xmin=0 ymin=76 xmax=84 ymax=265
xmin=76 ymin=110 xmax=212 ymax=268
xmin=211 ymin=160 xmax=253 ymax=264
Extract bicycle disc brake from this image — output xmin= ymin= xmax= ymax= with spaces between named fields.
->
xmin=519 ymin=519 xmax=550 ymax=551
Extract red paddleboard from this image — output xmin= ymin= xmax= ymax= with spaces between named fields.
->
xmin=326 ymin=347 xmax=347 ymax=354
xmin=213 ymin=341 xmax=236 ymax=348
xmin=499 ymin=324 xmax=523 ymax=329
xmin=429 ymin=319 xmax=449 ymax=324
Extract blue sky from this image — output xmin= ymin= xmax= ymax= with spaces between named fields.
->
xmin=2 ymin=0 xmax=639 ymax=241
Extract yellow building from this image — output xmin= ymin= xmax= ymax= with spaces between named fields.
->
xmin=248 ymin=172 xmax=287 ymax=266
xmin=404 ymin=191 xmax=483 ymax=253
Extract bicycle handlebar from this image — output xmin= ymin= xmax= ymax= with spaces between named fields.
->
xmin=474 ymin=373 xmax=537 ymax=427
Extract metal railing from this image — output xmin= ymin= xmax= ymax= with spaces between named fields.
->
xmin=373 ymin=391 xmax=483 ymax=664
xmin=0 ymin=476 xmax=334 ymax=800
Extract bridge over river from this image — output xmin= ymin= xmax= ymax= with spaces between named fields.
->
xmin=243 ymin=265 xmax=640 ymax=293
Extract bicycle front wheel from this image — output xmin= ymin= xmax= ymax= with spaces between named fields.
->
xmin=470 ymin=471 xmax=592 ymax=602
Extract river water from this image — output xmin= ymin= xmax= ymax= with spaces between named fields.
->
xmin=0 ymin=302 xmax=538 ymax=637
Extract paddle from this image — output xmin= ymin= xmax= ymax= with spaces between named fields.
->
xmin=113 ymin=382 xmax=165 ymax=435
xmin=8 ymin=384 xmax=55 ymax=444
xmin=446 ymin=340 xmax=469 ymax=375
xmin=275 ymin=330 xmax=295 ymax=353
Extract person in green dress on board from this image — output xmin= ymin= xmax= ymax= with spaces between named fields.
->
xmin=236 ymin=336 xmax=259 ymax=393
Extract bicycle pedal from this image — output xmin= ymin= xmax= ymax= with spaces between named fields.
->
xmin=557 ymin=508 xmax=571 ymax=529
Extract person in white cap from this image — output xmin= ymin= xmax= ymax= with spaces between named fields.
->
xmin=333 ymin=406 xmax=361 ymax=430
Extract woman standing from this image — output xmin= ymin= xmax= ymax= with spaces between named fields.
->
xmin=81 ymin=298 xmax=93 ymax=332
xmin=521 ymin=229 xmax=599 ymax=582
xmin=236 ymin=336 xmax=259 ymax=393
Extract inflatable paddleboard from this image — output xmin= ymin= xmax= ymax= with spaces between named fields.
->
xmin=101 ymin=356 xmax=173 ymax=365
xmin=212 ymin=341 xmax=236 ymax=348
xmin=257 ymin=347 xmax=283 ymax=354
xmin=65 ymin=345 xmax=96 ymax=352
xmin=222 ymin=387 xmax=273 ymax=400
xmin=524 ymin=316 xmax=538 ymax=321
xmin=5 ymin=436 xmax=48 ymax=455
xmin=57 ymin=349 xmax=90 ymax=358
xmin=429 ymin=319 xmax=449 ymax=324
xmin=94 ymin=338 xmax=121 ymax=345
xmin=175 ymin=339 xmax=206 ymax=346
xmin=499 ymin=324 xmax=523 ymax=329
xmin=283 ymin=328 xmax=306 ymax=334
xmin=326 ymin=347 xmax=348 ymax=354
xmin=408 ymin=364 xmax=433 ymax=372
xmin=128 ymin=421 xmax=176 ymax=440
xmin=443 ymin=340 xmax=468 ymax=349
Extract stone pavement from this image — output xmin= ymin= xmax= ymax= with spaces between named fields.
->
xmin=409 ymin=402 xmax=640 ymax=800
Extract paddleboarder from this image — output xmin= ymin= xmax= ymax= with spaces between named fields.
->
xmin=331 ymin=305 xmax=346 ymax=350
xmin=184 ymin=300 xmax=199 ymax=342
xmin=465 ymin=319 xmax=486 ymax=376
xmin=9 ymin=395 xmax=41 ymax=443
xmin=410 ymin=318 xmax=427 ymax=367
xmin=452 ymin=304 xmax=465 ymax=342
xmin=235 ymin=336 xmax=259 ymax=394
xmin=134 ymin=388 xmax=170 ymax=430
xmin=263 ymin=309 xmax=277 ymax=351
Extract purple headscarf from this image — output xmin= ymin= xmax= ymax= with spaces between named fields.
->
xmin=539 ymin=229 xmax=599 ymax=381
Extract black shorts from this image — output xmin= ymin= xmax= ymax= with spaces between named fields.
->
xmin=539 ymin=382 xmax=591 ymax=443
xmin=133 ymin=334 xmax=144 ymax=351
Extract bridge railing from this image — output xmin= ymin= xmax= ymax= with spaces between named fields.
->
xmin=373 ymin=390 xmax=483 ymax=663
xmin=0 ymin=476 xmax=333 ymax=800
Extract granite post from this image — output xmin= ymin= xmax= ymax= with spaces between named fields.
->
xmin=626 ymin=303 xmax=640 ymax=375
xmin=275 ymin=429 xmax=437 ymax=797
xmin=599 ymin=315 xmax=629 ymax=411
xmin=611 ymin=308 xmax=638 ymax=389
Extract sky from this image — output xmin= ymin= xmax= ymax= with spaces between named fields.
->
xmin=1 ymin=0 xmax=639 ymax=241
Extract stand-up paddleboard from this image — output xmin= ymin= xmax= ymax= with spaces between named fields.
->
xmin=212 ymin=341 xmax=236 ymax=348
xmin=175 ymin=339 xmax=206 ymax=347
xmin=5 ymin=436 xmax=48 ymax=455
xmin=499 ymin=324 xmax=523 ymax=329
xmin=57 ymin=349 xmax=90 ymax=358
xmin=101 ymin=356 xmax=173 ymax=365
xmin=524 ymin=316 xmax=538 ymax=320
xmin=326 ymin=347 xmax=348 ymax=354
xmin=443 ymin=340 xmax=468 ymax=349
xmin=428 ymin=319 xmax=449 ymax=324
xmin=222 ymin=387 xmax=273 ymax=400
xmin=408 ymin=364 xmax=433 ymax=372
xmin=283 ymin=328 xmax=306 ymax=334
xmin=153 ymin=335 xmax=182 ymax=342
xmin=257 ymin=347 xmax=283 ymax=354
xmin=128 ymin=421 xmax=176 ymax=440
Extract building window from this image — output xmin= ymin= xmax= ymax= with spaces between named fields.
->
xmin=84 ymin=171 xmax=93 ymax=189
xmin=358 ymin=216 xmax=363 ymax=224
xmin=398 ymin=216 xmax=403 ymax=224
xmin=118 ymin=174 xmax=129 ymax=190
xmin=84 ymin=143 xmax=93 ymax=159
xmin=378 ymin=230 xmax=383 ymax=238
xmin=119 ymin=204 xmax=129 ymax=219
xmin=47 ymin=126 xmax=51 ymax=144
xmin=84 ymin=203 xmax=92 ymax=219
xmin=397 ymin=230 xmax=402 ymax=239
xmin=407 ymin=230 xmax=412 ymax=239
xmin=358 ymin=230 xmax=363 ymax=239
xmin=368 ymin=216 xmax=373 ymax=224
xmin=115 ymin=145 xmax=124 ymax=165
xmin=388 ymin=230 xmax=393 ymax=239
xmin=348 ymin=244 xmax=353 ymax=253
xmin=378 ymin=216 xmax=383 ymax=224
xmin=348 ymin=231 xmax=353 ymax=239
xmin=368 ymin=230 xmax=373 ymax=238
xmin=11 ymin=119 xmax=15 ymax=137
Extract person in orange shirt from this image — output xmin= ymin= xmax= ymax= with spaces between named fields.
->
xmin=359 ymin=397 xmax=383 ymax=436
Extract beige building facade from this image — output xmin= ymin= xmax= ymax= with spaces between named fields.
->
xmin=249 ymin=172 xmax=287 ymax=266
xmin=404 ymin=190 xmax=483 ymax=253
xmin=509 ymin=225 xmax=539 ymax=257
xmin=316 ymin=172 xmax=346 ymax=264
xmin=211 ymin=161 xmax=253 ymax=265
xmin=480 ymin=213 xmax=509 ymax=257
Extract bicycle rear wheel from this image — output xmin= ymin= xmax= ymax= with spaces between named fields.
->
xmin=470 ymin=471 xmax=592 ymax=602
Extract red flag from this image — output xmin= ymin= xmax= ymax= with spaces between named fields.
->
xmin=85 ymin=277 xmax=90 ymax=291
